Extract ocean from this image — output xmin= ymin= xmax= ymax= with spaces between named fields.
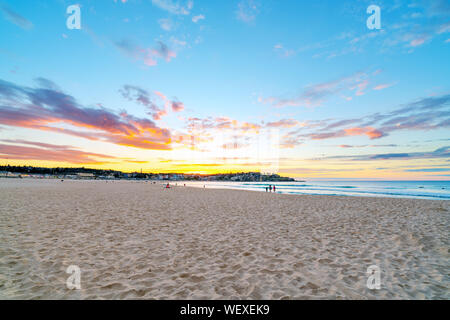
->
xmin=183 ymin=180 xmax=450 ymax=200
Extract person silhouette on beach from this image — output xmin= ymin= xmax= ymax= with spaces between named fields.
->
xmin=273 ymin=185 xmax=276 ymax=192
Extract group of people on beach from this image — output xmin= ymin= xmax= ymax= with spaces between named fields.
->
xmin=165 ymin=183 xmax=187 ymax=189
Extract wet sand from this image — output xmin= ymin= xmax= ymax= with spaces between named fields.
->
xmin=0 ymin=179 xmax=448 ymax=299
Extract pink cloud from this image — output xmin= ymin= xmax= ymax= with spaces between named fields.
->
xmin=121 ymin=86 xmax=185 ymax=120
xmin=0 ymin=140 xmax=116 ymax=164
xmin=409 ymin=37 xmax=427 ymax=47
xmin=260 ymin=72 xmax=372 ymax=108
xmin=171 ymin=101 xmax=184 ymax=112
xmin=373 ymin=83 xmax=395 ymax=90
xmin=266 ymin=119 xmax=301 ymax=128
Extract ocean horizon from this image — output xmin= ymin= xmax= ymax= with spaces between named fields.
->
xmin=184 ymin=180 xmax=450 ymax=200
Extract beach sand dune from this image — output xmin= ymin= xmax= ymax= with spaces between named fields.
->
xmin=0 ymin=179 xmax=448 ymax=299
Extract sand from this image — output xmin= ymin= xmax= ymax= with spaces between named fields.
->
xmin=0 ymin=178 xmax=448 ymax=300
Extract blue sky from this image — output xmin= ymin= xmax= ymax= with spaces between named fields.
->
xmin=0 ymin=0 xmax=449 ymax=178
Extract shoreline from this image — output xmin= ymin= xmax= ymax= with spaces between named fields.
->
xmin=182 ymin=183 xmax=450 ymax=201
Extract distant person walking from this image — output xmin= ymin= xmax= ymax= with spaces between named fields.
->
xmin=273 ymin=185 xmax=276 ymax=192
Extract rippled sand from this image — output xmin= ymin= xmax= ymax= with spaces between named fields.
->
xmin=0 ymin=179 xmax=448 ymax=299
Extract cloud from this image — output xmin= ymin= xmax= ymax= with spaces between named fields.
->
xmin=2 ymin=139 xmax=73 ymax=150
xmin=373 ymin=83 xmax=395 ymax=90
xmin=307 ymin=127 xmax=385 ymax=140
xmin=282 ymin=93 xmax=450 ymax=143
xmin=179 ymin=93 xmax=449 ymax=155
xmin=280 ymin=136 xmax=303 ymax=149
xmin=438 ymin=23 xmax=450 ymax=34
xmin=266 ymin=119 xmax=302 ymax=128
xmin=409 ymin=36 xmax=429 ymax=47
xmin=338 ymin=144 xmax=363 ymax=148
xmin=171 ymin=37 xmax=187 ymax=47
xmin=371 ymin=94 xmax=450 ymax=132
xmin=369 ymin=147 xmax=449 ymax=160
xmin=404 ymin=168 xmax=450 ymax=172
xmin=321 ymin=119 xmax=361 ymax=131
xmin=236 ymin=0 xmax=260 ymax=23
xmin=344 ymin=127 xmax=385 ymax=139
xmin=385 ymin=10 xmax=450 ymax=50
xmin=351 ymin=79 xmax=369 ymax=96
xmin=171 ymin=101 xmax=184 ymax=112
xmin=1 ymin=5 xmax=33 ymax=30
xmin=0 ymin=79 xmax=172 ymax=150
xmin=151 ymin=0 xmax=193 ymax=15
xmin=405 ymin=94 xmax=450 ymax=111
xmin=267 ymin=92 xmax=449 ymax=151
xmin=119 ymin=85 xmax=163 ymax=120
xmin=120 ymin=85 xmax=185 ymax=119
xmin=186 ymin=117 xmax=261 ymax=133
xmin=371 ymin=153 xmax=411 ymax=160
xmin=274 ymin=44 xmax=295 ymax=58
xmin=337 ymin=144 xmax=397 ymax=148
xmin=260 ymin=72 xmax=372 ymax=108
xmin=158 ymin=18 xmax=173 ymax=31
xmin=115 ymin=39 xmax=176 ymax=66
xmin=33 ymin=77 xmax=61 ymax=91
xmin=0 ymin=140 xmax=116 ymax=164
xmin=297 ymin=1 xmax=450 ymax=59
xmin=192 ymin=14 xmax=205 ymax=23
xmin=221 ymin=141 xmax=250 ymax=150
xmin=314 ymin=146 xmax=450 ymax=162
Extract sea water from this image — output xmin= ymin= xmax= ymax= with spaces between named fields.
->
xmin=184 ymin=180 xmax=450 ymax=200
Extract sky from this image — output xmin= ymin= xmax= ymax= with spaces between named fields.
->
xmin=0 ymin=0 xmax=449 ymax=179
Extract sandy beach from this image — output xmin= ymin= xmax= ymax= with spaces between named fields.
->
xmin=0 ymin=178 xmax=448 ymax=300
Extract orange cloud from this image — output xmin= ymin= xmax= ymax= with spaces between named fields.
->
xmin=344 ymin=127 xmax=384 ymax=139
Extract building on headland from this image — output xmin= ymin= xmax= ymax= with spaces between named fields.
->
xmin=97 ymin=175 xmax=115 ymax=180
xmin=76 ymin=173 xmax=95 ymax=179
xmin=0 ymin=171 xmax=21 ymax=178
